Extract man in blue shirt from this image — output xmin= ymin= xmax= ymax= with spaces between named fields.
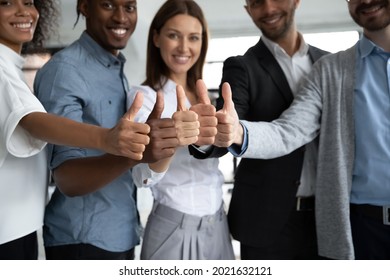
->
xmin=211 ymin=0 xmax=390 ymax=259
xmin=35 ymin=0 xmax=199 ymax=259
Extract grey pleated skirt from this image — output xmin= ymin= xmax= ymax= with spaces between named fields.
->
xmin=140 ymin=201 xmax=235 ymax=260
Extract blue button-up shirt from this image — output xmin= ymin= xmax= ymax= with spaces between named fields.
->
xmin=34 ymin=32 xmax=140 ymax=252
xmin=351 ymin=36 xmax=390 ymax=206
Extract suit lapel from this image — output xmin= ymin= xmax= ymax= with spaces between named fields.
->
xmin=253 ymin=39 xmax=294 ymax=104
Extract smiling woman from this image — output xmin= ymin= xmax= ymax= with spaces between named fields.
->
xmin=128 ymin=0 xmax=235 ymax=261
xmin=0 ymin=0 xmax=59 ymax=260
xmin=0 ymin=0 xmax=39 ymax=53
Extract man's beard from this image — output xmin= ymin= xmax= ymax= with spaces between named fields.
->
xmin=350 ymin=0 xmax=390 ymax=31
xmin=259 ymin=10 xmax=295 ymax=41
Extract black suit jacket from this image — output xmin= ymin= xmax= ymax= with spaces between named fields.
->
xmin=190 ymin=38 xmax=328 ymax=247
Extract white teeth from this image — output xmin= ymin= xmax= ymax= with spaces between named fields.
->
xmin=174 ymin=55 xmax=190 ymax=63
xmin=263 ymin=15 xmax=281 ymax=24
xmin=13 ymin=23 xmax=32 ymax=29
xmin=112 ymin=29 xmax=126 ymax=35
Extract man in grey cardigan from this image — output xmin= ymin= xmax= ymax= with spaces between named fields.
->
xmin=215 ymin=0 xmax=390 ymax=259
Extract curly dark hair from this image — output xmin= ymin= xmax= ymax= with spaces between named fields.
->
xmin=22 ymin=0 xmax=60 ymax=54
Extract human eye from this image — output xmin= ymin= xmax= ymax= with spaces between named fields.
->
xmin=167 ymin=32 xmax=179 ymax=40
xmin=101 ymin=1 xmax=114 ymax=10
xmin=0 ymin=0 xmax=12 ymax=7
xmin=125 ymin=2 xmax=137 ymax=13
xmin=24 ymin=0 xmax=34 ymax=7
xmin=189 ymin=34 xmax=201 ymax=42
xmin=249 ymin=0 xmax=262 ymax=8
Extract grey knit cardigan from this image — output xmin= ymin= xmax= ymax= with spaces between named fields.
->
xmin=241 ymin=45 xmax=357 ymax=259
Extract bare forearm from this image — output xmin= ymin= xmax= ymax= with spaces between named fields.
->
xmin=53 ymin=154 xmax=138 ymax=197
xmin=20 ymin=112 xmax=105 ymax=150
xmin=19 ymin=112 xmax=150 ymax=159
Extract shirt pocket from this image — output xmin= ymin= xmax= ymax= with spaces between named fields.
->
xmin=99 ymin=97 xmax=124 ymax=128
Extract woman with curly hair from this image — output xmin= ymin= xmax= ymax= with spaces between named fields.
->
xmin=0 ymin=0 xmax=150 ymax=259
xmin=21 ymin=0 xmax=59 ymax=55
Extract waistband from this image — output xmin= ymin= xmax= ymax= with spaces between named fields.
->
xmin=350 ymin=203 xmax=390 ymax=225
xmin=151 ymin=202 xmax=225 ymax=230
xmin=296 ymin=196 xmax=315 ymax=211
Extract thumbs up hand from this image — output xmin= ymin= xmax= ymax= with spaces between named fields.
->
xmin=104 ymin=91 xmax=150 ymax=160
xmin=142 ymin=90 xmax=178 ymax=163
xmin=189 ymin=80 xmax=218 ymax=146
xmin=172 ymin=85 xmax=200 ymax=146
xmin=214 ymin=82 xmax=243 ymax=147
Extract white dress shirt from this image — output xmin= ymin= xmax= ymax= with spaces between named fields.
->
xmin=128 ymin=79 xmax=224 ymax=216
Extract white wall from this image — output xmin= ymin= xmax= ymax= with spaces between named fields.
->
xmin=52 ymin=0 xmax=360 ymax=86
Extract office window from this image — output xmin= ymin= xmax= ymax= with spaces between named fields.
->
xmin=204 ymin=30 xmax=360 ymax=89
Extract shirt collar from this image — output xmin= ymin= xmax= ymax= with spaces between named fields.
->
xmin=0 ymin=43 xmax=25 ymax=71
xmin=358 ymin=34 xmax=390 ymax=59
xmin=164 ymin=78 xmax=177 ymax=92
xmin=78 ymin=31 xmax=126 ymax=68
xmin=262 ymin=32 xmax=309 ymax=58
xmin=358 ymin=35 xmax=378 ymax=59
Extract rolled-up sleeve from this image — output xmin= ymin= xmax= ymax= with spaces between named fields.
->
xmin=35 ymin=61 xmax=90 ymax=169
xmin=0 ymin=68 xmax=46 ymax=167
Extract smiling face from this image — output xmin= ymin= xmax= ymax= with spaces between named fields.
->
xmin=245 ymin=0 xmax=299 ymax=42
xmin=80 ymin=0 xmax=137 ymax=55
xmin=348 ymin=0 xmax=390 ymax=32
xmin=0 ymin=0 xmax=39 ymax=53
xmin=153 ymin=14 xmax=203 ymax=83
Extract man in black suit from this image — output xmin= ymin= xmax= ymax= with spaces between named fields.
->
xmin=191 ymin=0 xmax=328 ymax=259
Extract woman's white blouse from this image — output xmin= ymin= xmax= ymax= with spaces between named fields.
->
xmin=0 ymin=43 xmax=48 ymax=244
xmin=0 ymin=44 xmax=46 ymax=166
xmin=128 ymin=79 xmax=224 ymax=217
